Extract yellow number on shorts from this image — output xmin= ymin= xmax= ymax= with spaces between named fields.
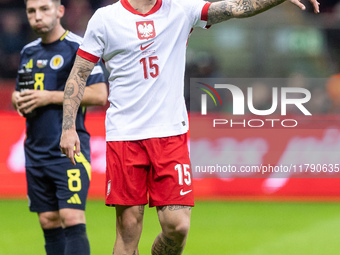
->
xmin=34 ymin=73 xmax=45 ymax=90
xmin=67 ymin=169 xmax=81 ymax=192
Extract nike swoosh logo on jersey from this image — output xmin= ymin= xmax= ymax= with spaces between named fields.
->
xmin=140 ymin=41 xmax=154 ymax=51
xmin=180 ymin=189 xmax=192 ymax=196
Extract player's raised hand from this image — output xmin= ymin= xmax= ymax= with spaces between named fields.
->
xmin=60 ymin=129 xmax=80 ymax=166
xmin=289 ymin=0 xmax=320 ymax=13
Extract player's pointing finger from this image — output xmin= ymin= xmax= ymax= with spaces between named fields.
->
xmin=310 ymin=0 xmax=320 ymax=13
xmin=290 ymin=0 xmax=306 ymax=10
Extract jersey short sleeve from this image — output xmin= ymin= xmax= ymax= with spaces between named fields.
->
xmin=181 ymin=0 xmax=211 ymax=29
xmin=78 ymin=8 xmax=106 ymax=62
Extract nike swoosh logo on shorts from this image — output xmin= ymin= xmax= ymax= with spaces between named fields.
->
xmin=180 ymin=189 xmax=192 ymax=196
xmin=140 ymin=41 xmax=154 ymax=51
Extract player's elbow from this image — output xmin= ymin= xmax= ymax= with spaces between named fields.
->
xmin=84 ymin=82 xmax=108 ymax=106
xmin=97 ymin=95 xmax=107 ymax=106
xmin=90 ymin=92 xmax=107 ymax=106
xmin=96 ymin=85 xmax=108 ymax=106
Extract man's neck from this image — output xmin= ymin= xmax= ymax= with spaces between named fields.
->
xmin=41 ymin=24 xmax=66 ymax=44
xmin=128 ymin=0 xmax=157 ymax=14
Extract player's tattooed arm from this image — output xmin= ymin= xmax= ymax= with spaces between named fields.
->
xmin=207 ymin=0 xmax=283 ymax=25
xmin=207 ymin=0 xmax=320 ymax=25
xmin=62 ymin=55 xmax=95 ymax=130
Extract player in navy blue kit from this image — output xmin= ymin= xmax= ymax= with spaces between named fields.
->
xmin=11 ymin=0 xmax=107 ymax=254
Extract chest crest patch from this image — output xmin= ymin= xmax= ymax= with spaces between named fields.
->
xmin=50 ymin=55 xmax=64 ymax=70
xmin=136 ymin=21 xmax=156 ymax=40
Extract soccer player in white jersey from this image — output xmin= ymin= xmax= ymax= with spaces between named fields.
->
xmin=60 ymin=0 xmax=320 ymax=254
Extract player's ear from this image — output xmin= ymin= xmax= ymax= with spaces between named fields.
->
xmin=57 ymin=4 xmax=65 ymax=19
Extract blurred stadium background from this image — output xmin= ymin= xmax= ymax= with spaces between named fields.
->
xmin=2 ymin=0 xmax=340 ymax=254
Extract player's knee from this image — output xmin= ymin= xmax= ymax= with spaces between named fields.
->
xmin=38 ymin=211 xmax=61 ymax=229
xmin=175 ymin=220 xmax=191 ymax=239
xmin=116 ymin=212 xmax=143 ymax=245
xmin=163 ymin=218 xmax=191 ymax=241
xmin=119 ymin=214 xmax=143 ymax=234
xmin=59 ymin=209 xmax=86 ymax=228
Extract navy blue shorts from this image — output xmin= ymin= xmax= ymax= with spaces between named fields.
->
xmin=26 ymin=158 xmax=91 ymax=213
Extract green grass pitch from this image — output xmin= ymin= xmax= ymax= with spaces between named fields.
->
xmin=1 ymin=199 xmax=340 ymax=254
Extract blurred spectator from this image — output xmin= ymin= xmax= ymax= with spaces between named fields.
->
xmin=0 ymin=11 xmax=28 ymax=79
xmin=326 ymin=73 xmax=340 ymax=112
xmin=318 ymin=0 xmax=340 ymax=73
xmin=89 ymin=0 xmax=118 ymax=9
xmin=0 ymin=0 xmax=25 ymax=9
xmin=247 ymin=81 xmax=274 ymax=113
xmin=184 ymin=50 xmax=240 ymax=115
xmin=62 ymin=0 xmax=119 ymax=36
xmin=184 ymin=50 xmax=223 ymax=112
xmin=309 ymin=86 xmax=331 ymax=114
xmin=195 ymin=51 xmax=221 ymax=78
xmin=285 ymin=72 xmax=330 ymax=114
xmin=64 ymin=0 xmax=93 ymax=36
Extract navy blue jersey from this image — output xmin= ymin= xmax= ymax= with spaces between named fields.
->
xmin=16 ymin=31 xmax=106 ymax=167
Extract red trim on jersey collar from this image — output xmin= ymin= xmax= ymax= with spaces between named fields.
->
xmin=77 ymin=48 xmax=100 ymax=63
xmin=121 ymin=0 xmax=162 ymax=17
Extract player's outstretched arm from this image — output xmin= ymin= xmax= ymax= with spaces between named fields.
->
xmin=207 ymin=0 xmax=320 ymax=26
xmin=60 ymin=55 xmax=95 ymax=165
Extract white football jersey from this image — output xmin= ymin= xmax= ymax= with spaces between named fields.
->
xmin=78 ymin=0 xmax=211 ymax=141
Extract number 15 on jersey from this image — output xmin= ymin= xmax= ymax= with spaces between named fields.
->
xmin=140 ymin=56 xmax=159 ymax=79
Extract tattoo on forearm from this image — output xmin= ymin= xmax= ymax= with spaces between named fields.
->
xmin=152 ymin=233 xmax=183 ymax=255
xmin=62 ymin=56 xmax=94 ymax=130
xmin=64 ymin=85 xmax=74 ymax=97
xmin=239 ymin=0 xmax=253 ymax=13
xmin=62 ymin=115 xmax=74 ymax=131
xmin=159 ymin=205 xmax=191 ymax=212
xmin=208 ymin=0 xmax=285 ymax=25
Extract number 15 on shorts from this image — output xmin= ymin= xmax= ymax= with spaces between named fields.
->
xmin=175 ymin=164 xmax=191 ymax=186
